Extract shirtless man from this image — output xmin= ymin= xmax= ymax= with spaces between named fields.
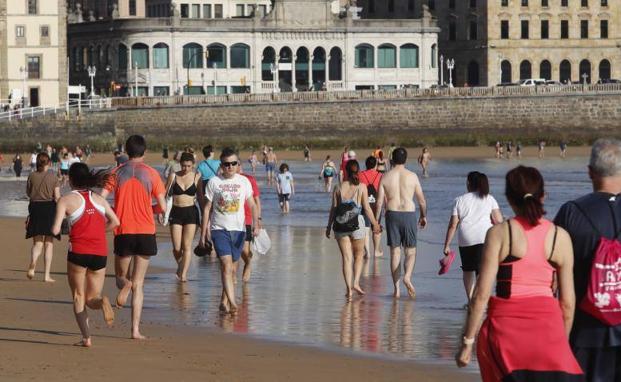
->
xmin=265 ymin=147 xmax=277 ymax=186
xmin=376 ymin=147 xmax=427 ymax=299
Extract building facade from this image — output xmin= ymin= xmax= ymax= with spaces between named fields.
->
xmin=0 ymin=0 xmax=68 ymax=107
xmin=67 ymin=0 xmax=439 ymax=96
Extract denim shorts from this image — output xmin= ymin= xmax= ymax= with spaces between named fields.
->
xmin=211 ymin=230 xmax=245 ymax=262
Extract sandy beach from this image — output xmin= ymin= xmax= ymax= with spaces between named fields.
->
xmin=0 ymin=217 xmax=478 ymax=381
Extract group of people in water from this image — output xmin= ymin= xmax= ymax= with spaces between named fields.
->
xmin=19 ymin=136 xmax=621 ymax=382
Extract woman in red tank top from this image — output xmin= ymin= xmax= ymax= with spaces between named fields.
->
xmin=52 ymin=163 xmax=119 ymax=347
xmin=456 ymin=166 xmax=583 ymax=381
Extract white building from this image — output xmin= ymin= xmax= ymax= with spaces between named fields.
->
xmin=68 ymin=0 xmax=439 ymax=96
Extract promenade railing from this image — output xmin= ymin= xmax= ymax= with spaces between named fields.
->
xmin=109 ymin=83 xmax=621 ymax=109
xmin=0 ymin=98 xmax=112 ymax=123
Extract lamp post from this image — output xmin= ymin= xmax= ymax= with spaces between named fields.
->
xmin=447 ymin=58 xmax=455 ymax=88
xmin=498 ymin=56 xmax=503 ymax=85
xmin=19 ymin=66 xmax=27 ymax=107
xmin=270 ymin=63 xmax=278 ymax=93
xmin=134 ymin=61 xmax=138 ymax=97
xmin=87 ymin=65 xmax=97 ymax=96
xmin=212 ymin=63 xmax=217 ymax=95
xmin=440 ymin=54 xmax=444 ymax=86
xmin=186 ymin=49 xmax=209 ymax=95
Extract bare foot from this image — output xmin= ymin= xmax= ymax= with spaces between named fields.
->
xmin=345 ymin=289 xmax=353 ymax=301
xmin=101 ymin=296 xmax=115 ymax=327
xmin=393 ymin=284 xmax=400 ymax=299
xmin=374 ymin=251 xmax=384 ymax=258
xmin=116 ymin=281 xmax=132 ymax=308
xmin=26 ymin=266 xmax=35 ymax=280
xmin=228 ymin=305 xmax=238 ymax=316
xmin=353 ymin=285 xmax=366 ymax=296
xmin=219 ymin=302 xmax=230 ymax=313
xmin=404 ymin=281 xmax=416 ymax=299
xmin=73 ymin=338 xmax=92 ymax=347
xmin=44 ymin=277 xmax=56 ymax=283
xmin=131 ymin=332 xmax=147 ymax=340
xmin=242 ymin=264 xmax=252 ymax=283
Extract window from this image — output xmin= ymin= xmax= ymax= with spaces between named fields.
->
xmin=561 ymin=20 xmax=569 ymax=38
xmin=541 ymin=20 xmax=549 ymax=39
xmin=262 ymin=47 xmax=275 ymax=81
xmin=449 ymin=0 xmax=456 ymax=8
xmin=580 ymin=60 xmax=591 ymax=83
xmin=501 ymin=60 xmax=512 ymax=83
xmin=581 ymin=20 xmax=589 ymax=38
xmin=601 ymin=20 xmax=608 ymax=39
xmin=581 ymin=0 xmax=588 ymax=6
xmin=431 ymin=44 xmax=437 ymax=68
xmin=521 ymin=0 xmax=528 ymax=5
xmin=540 ymin=60 xmax=552 ymax=80
xmin=153 ymin=43 xmax=169 ymax=69
xmin=501 ymin=0 xmax=508 ymax=6
xmin=369 ymin=0 xmax=375 ymax=13
xmin=329 ymin=47 xmax=343 ymax=81
xmin=131 ymin=43 xmax=149 ymax=69
xmin=388 ymin=0 xmax=395 ymax=12
xmin=118 ymin=44 xmax=128 ymax=70
xmin=408 ymin=0 xmax=415 ymax=11
xmin=561 ymin=0 xmax=568 ymax=6
xmin=541 ymin=0 xmax=548 ymax=6
xmin=230 ymin=44 xmax=250 ymax=68
xmin=180 ymin=4 xmax=189 ymax=17
xmin=428 ymin=0 xmax=435 ymax=11
xmin=27 ymin=56 xmax=41 ymax=79
xmin=400 ymin=44 xmax=419 ymax=68
xmin=560 ymin=60 xmax=571 ymax=83
xmin=258 ymin=5 xmax=266 ymax=15
xmin=469 ymin=21 xmax=478 ymax=40
xmin=236 ymin=4 xmax=244 ymax=16
xmin=183 ymin=43 xmax=203 ymax=68
xmin=191 ymin=4 xmax=200 ymax=18
xmin=599 ymin=59 xmax=611 ymax=80
xmin=231 ymin=86 xmax=250 ymax=94
xmin=501 ymin=20 xmax=509 ymax=39
xmin=601 ymin=0 xmax=608 ymax=5
xmin=203 ymin=4 xmax=211 ymax=18
xmin=449 ymin=21 xmax=456 ymax=41
xmin=154 ymin=86 xmax=170 ymax=96
xmin=129 ymin=0 xmax=136 ymax=16
xmin=470 ymin=0 xmax=476 ymax=8
xmin=207 ymin=44 xmax=226 ymax=68
xmin=16 ymin=25 xmax=25 ymax=38
xmin=40 ymin=25 xmax=49 ymax=37
xmin=519 ymin=60 xmax=531 ymax=80
xmin=521 ymin=20 xmax=529 ymax=39
xmin=28 ymin=0 xmax=37 ymax=14
xmin=214 ymin=4 xmax=223 ymax=18
xmin=378 ymin=44 xmax=396 ymax=68
xmin=355 ymin=44 xmax=374 ymax=68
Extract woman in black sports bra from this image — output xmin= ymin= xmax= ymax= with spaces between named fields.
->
xmin=164 ymin=152 xmax=203 ymax=282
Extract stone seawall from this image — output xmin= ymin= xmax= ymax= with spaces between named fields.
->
xmin=2 ymin=93 xmax=620 ymax=151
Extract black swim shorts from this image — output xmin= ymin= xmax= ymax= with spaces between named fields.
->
xmin=385 ymin=211 xmax=417 ymax=248
xmin=67 ymin=252 xmax=107 ymax=271
xmin=114 ymin=234 xmax=158 ymax=257
xmin=459 ymin=244 xmax=484 ymax=274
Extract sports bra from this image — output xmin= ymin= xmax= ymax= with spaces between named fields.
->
xmin=172 ymin=178 xmax=197 ymax=196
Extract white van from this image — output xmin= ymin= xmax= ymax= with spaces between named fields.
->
xmin=519 ymin=78 xmax=546 ymax=87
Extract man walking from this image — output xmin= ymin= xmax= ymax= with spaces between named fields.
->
xmin=200 ymin=148 xmax=259 ymax=314
xmin=197 ymin=145 xmax=221 ymax=207
xmin=360 ymin=156 xmax=383 ymax=258
xmin=238 ymin=165 xmax=262 ymax=282
xmin=102 ymin=135 xmax=166 ymax=340
xmin=555 ymin=138 xmax=621 ymax=382
xmin=375 ymin=148 xmax=427 ymax=298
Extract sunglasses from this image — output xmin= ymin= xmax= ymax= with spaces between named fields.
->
xmin=222 ymin=161 xmax=239 ymax=168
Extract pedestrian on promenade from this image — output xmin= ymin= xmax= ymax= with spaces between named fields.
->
xmin=418 ymin=147 xmax=431 ymax=178
xmin=359 ymin=156 xmax=383 ymax=258
xmin=101 ymin=135 xmax=167 ymax=340
xmin=25 ymin=152 xmax=61 ymax=282
xmin=276 ymin=163 xmax=294 ymax=214
xmin=326 ymin=159 xmax=381 ymax=300
xmin=319 ymin=155 xmax=337 ymax=192
xmin=13 ymin=154 xmax=23 ymax=177
xmin=376 ymin=148 xmax=427 ymax=298
xmin=238 ymin=165 xmax=262 ymax=282
xmin=456 ymin=165 xmax=582 ymax=381
xmin=51 ymin=163 xmax=119 ymax=347
xmin=554 ymin=138 xmax=621 ymax=381
xmin=165 ymin=152 xmax=201 ymax=282
xmin=442 ymin=172 xmax=503 ymax=303
xmin=265 ymin=147 xmax=277 ymax=186
xmin=199 ymin=148 xmax=259 ymax=315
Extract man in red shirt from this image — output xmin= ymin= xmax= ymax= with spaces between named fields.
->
xmin=359 ymin=156 xmax=383 ymax=257
xmin=238 ymin=166 xmax=261 ymax=282
xmin=101 ymin=135 xmax=166 ymax=340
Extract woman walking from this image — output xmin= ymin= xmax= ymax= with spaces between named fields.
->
xmin=25 ymin=153 xmax=61 ymax=282
xmin=165 ymin=152 xmax=202 ymax=282
xmin=13 ymin=154 xmax=23 ymax=177
xmin=376 ymin=151 xmax=387 ymax=174
xmin=443 ymin=171 xmax=503 ymax=303
xmin=59 ymin=153 xmax=70 ymax=184
xmin=456 ymin=166 xmax=582 ymax=381
xmin=51 ymin=163 xmax=120 ymax=347
xmin=319 ymin=155 xmax=337 ymax=192
xmin=326 ymin=160 xmax=381 ymax=300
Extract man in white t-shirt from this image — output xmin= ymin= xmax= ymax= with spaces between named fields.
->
xmin=200 ymin=148 xmax=259 ymax=315
xmin=275 ymin=163 xmax=294 ymax=214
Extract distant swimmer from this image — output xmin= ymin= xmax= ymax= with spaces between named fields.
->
xmin=417 ymin=147 xmax=432 ymax=178
xmin=52 ymin=163 xmax=120 ymax=347
xmin=376 ymin=148 xmax=427 ymax=299
xmin=319 ymin=155 xmax=337 ymax=192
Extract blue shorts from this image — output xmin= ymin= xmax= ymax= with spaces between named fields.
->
xmin=211 ymin=230 xmax=244 ymax=262
xmin=266 ymin=162 xmax=275 ymax=172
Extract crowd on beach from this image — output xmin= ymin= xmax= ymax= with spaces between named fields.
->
xmin=17 ymin=136 xmax=621 ymax=382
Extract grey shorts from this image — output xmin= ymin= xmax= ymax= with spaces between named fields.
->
xmin=385 ymin=211 xmax=417 ymax=248
xmin=334 ymin=215 xmax=366 ymax=241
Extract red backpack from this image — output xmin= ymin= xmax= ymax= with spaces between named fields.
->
xmin=572 ymin=201 xmax=621 ymax=326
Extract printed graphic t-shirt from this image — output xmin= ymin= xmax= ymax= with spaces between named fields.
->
xmin=241 ymin=174 xmax=260 ymax=226
xmin=276 ymin=171 xmax=293 ymax=194
xmin=104 ymin=161 xmax=165 ymax=236
xmin=206 ymin=174 xmax=252 ymax=232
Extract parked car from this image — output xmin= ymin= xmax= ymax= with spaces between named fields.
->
xmin=596 ymin=78 xmax=621 ymax=84
xmin=519 ymin=78 xmax=546 ymax=87
xmin=545 ymin=80 xmax=562 ymax=86
xmin=496 ymin=82 xmax=517 ymax=87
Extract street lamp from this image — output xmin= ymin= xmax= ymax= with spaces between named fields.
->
xmin=186 ymin=49 xmax=209 ymax=95
xmin=270 ymin=63 xmax=278 ymax=93
xmin=212 ymin=62 xmax=218 ymax=95
xmin=19 ymin=66 xmax=27 ymax=107
xmin=87 ymin=65 xmax=97 ymax=96
xmin=447 ymin=58 xmax=455 ymax=88
xmin=439 ymin=54 xmax=444 ymax=86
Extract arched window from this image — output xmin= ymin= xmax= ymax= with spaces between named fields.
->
xmin=131 ymin=43 xmax=149 ymax=69
xmin=72 ymin=46 xmax=79 ymax=72
xmin=279 ymin=47 xmax=293 ymax=92
xmin=207 ymin=44 xmax=226 ymax=68
xmin=230 ymin=43 xmax=250 ymax=68
xmin=467 ymin=61 xmax=480 ymax=86
xmin=96 ymin=45 xmax=103 ymax=68
xmin=183 ymin=43 xmax=203 ymax=68
xmin=431 ymin=44 xmax=437 ymax=68
xmin=296 ymin=47 xmax=310 ymax=91
xmin=261 ymin=46 xmax=275 ymax=81
xmin=560 ymin=60 xmax=572 ymax=83
xmin=579 ymin=59 xmax=591 ymax=84
xmin=104 ymin=45 xmax=111 ymax=67
xmin=400 ymin=44 xmax=419 ymax=68
xmin=279 ymin=47 xmax=292 ymax=63
xmin=540 ymin=60 xmax=552 ymax=80
xmin=599 ymin=59 xmax=611 ymax=81
xmin=153 ymin=43 xmax=169 ymax=69
xmin=329 ymin=47 xmax=343 ymax=81
xmin=118 ymin=44 xmax=128 ymax=70
xmin=378 ymin=44 xmax=396 ymax=68
xmin=88 ymin=46 xmax=94 ymax=67
xmin=519 ymin=60 xmax=532 ymax=80
xmin=312 ymin=47 xmax=326 ymax=90
xmin=355 ymin=44 xmax=374 ymax=68
xmin=501 ymin=60 xmax=512 ymax=83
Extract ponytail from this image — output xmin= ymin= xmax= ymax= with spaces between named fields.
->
xmin=346 ymin=159 xmax=361 ymax=186
xmin=505 ymin=166 xmax=546 ymax=226
xmin=68 ymin=162 xmax=113 ymax=189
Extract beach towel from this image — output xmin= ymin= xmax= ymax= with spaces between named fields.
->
xmin=438 ymin=250 xmax=456 ymax=275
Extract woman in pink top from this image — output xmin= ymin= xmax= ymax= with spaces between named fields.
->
xmin=456 ymin=166 xmax=583 ymax=381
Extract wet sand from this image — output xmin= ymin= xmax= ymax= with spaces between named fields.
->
xmin=0 ymin=217 xmax=478 ymax=381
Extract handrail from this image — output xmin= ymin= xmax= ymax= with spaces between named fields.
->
xmin=0 ymin=98 xmax=112 ymax=123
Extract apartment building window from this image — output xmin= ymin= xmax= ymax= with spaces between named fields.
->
xmin=180 ymin=4 xmax=189 ymax=17
xmin=388 ymin=0 xmax=395 ymax=12
xmin=27 ymin=56 xmax=41 ymax=79
xmin=449 ymin=0 xmax=456 ymax=8
xmin=16 ymin=25 xmax=25 ymax=38
xmin=581 ymin=0 xmax=588 ymax=6
xmin=521 ymin=0 xmax=528 ymax=6
xmin=601 ymin=0 xmax=608 ymax=6
xmin=203 ymin=4 xmax=212 ymax=18
xmin=561 ymin=0 xmax=568 ymax=6
xmin=214 ymin=4 xmax=223 ymax=18
xmin=470 ymin=0 xmax=476 ymax=8
xmin=561 ymin=20 xmax=569 ymax=38
xmin=27 ymin=0 xmax=38 ymax=14
xmin=428 ymin=0 xmax=435 ymax=11
xmin=581 ymin=20 xmax=589 ymax=38
xmin=541 ymin=20 xmax=549 ymax=39
xmin=408 ymin=0 xmax=415 ymax=11
xmin=191 ymin=4 xmax=200 ymax=17
xmin=129 ymin=0 xmax=136 ymax=16
xmin=601 ymin=20 xmax=608 ymax=38
xmin=501 ymin=20 xmax=509 ymax=39
xmin=258 ymin=5 xmax=266 ymax=15
xmin=469 ymin=21 xmax=478 ymax=40
xmin=40 ymin=25 xmax=49 ymax=37
xmin=521 ymin=20 xmax=529 ymax=39
xmin=501 ymin=0 xmax=508 ymax=6
xmin=235 ymin=4 xmax=244 ymax=16
xmin=369 ymin=0 xmax=375 ymax=13
xmin=541 ymin=0 xmax=548 ymax=6
xmin=449 ymin=21 xmax=456 ymax=41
